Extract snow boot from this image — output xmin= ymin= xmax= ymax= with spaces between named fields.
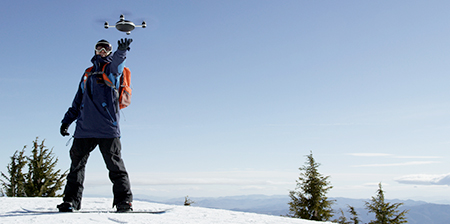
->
xmin=57 ymin=202 xmax=74 ymax=212
xmin=116 ymin=201 xmax=133 ymax=212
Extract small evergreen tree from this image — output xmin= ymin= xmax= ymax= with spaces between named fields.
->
xmin=24 ymin=138 xmax=67 ymax=197
xmin=184 ymin=195 xmax=195 ymax=206
xmin=288 ymin=151 xmax=334 ymax=221
xmin=335 ymin=208 xmax=350 ymax=224
xmin=334 ymin=205 xmax=360 ymax=224
xmin=365 ymin=183 xmax=408 ymax=224
xmin=1 ymin=148 xmax=27 ymax=197
xmin=348 ymin=205 xmax=361 ymax=224
xmin=0 ymin=137 xmax=67 ymax=197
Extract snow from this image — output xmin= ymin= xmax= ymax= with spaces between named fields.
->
xmin=0 ymin=197 xmax=332 ymax=224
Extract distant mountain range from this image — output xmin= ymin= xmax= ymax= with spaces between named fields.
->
xmin=136 ymin=194 xmax=450 ymax=224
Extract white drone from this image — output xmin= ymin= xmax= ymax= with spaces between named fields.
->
xmin=104 ymin=14 xmax=146 ymax=35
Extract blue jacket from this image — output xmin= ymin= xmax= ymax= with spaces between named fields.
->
xmin=62 ymin=49 xmax=127 ymax=138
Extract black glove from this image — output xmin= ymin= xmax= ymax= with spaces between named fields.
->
xmin=60 ymin=123 xmax=70 ymax=137
xmin=118 ymin=38 xmax=133 ymax=51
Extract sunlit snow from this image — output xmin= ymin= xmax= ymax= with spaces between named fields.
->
xmin=0 ymin=197 xmax=332 ymax=224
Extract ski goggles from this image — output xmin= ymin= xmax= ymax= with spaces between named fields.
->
xmin=95 ymin=43 xmax=112 ymax=54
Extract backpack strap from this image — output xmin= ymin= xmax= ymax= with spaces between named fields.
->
xmin=101 ymin=64 xmax=120 ymax=104
xmin=81 ymin=66 xmax=93 ymax=93
xmin=81 ymin=64 xmax=110 ymax=93
xmin=97 ymin=63 xmax=121 ymax=112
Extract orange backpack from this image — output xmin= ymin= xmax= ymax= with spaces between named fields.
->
xmin=83 ymin=63 xmax=132 ymax=110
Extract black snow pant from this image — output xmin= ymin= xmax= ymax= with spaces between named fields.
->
xmin=62 ymin=138 xmax=133 ymax=210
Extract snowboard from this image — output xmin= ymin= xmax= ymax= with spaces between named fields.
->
xmin=21 ymin=207 xmax=169 ymax=214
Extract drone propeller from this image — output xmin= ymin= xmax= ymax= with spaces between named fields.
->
xmin=104 ymin=21 xmax=111 ymax=29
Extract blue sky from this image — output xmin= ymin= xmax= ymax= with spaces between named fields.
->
xmin=2 ymin=0 xmax=450 ymax=202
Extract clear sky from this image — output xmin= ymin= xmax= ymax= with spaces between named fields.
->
xmin=2 ymin=0 xmax=450 ymax=202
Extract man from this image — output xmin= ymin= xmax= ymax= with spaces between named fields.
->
xmin=58 ymin=38 xmax=133 ymax=212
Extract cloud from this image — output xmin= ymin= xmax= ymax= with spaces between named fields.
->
xmin=347 ymin=153 xmax=441 ymax=159
xmin=348 ymin=153 xmax=393 ymax=157
xmin=85 ymin=170 xmax=297 ymax=187
xmin=264 ymin=123 xmax=371 ymax=127
xmin=362 ymin=182 xmax=389 ymax=187
xmin=348 ymin=153 xmax=442 ymax=168
xmin=352 ymin=161 xmax=440 ymax=167
xmin=132 ymin=177 xmax=276 ymax=186
xmin=395 ymin=156 xmax=442 ymax=159
xmin=395 ymin=173 xmax=450 ymax=185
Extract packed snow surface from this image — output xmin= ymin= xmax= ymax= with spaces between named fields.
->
xmin=0 ymin=197 xmax=332 ymax=223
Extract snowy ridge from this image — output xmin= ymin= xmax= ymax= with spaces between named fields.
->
xmin=0 ymin=197 xmax=331 ymax=224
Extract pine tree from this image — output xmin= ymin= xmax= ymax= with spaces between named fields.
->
xmin=348 ymin=205 xmax=361 ymax=224
xmin=184 ymin=195 xmax=195 ymax=206
xmin=334 ymin=206 xmax=360 ymax=224
xmin=333 ymin=205 xmax=360 ymax=224
xmin=24 ymin=138 xmax=67 ymax=197
xmin=0 ymin=148 xmax=27 ymax=197
xmin=365 ymin=183 xmax=408 ymax=224
xmin=1 ymin=138 xmax=67 ymax=197
xmin=335 ymin=208 xmax=350 ymax=224
xmin=288 ymin=151 xmax=334 ymax=221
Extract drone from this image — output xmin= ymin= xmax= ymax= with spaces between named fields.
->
xmin=104 ymin=14 xmax=146 ymax=35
